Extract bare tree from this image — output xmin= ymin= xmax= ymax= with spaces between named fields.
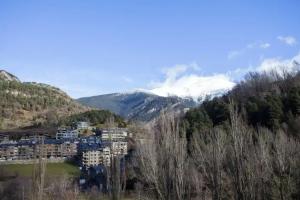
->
xmin=192 ymin=127 xmax=227 ymax=200
xmin=31 ymin=137 xmax=46 ymax=200
xmin=272 ymin=130 xmax=299 ymax=200
xmin=135 ymin=112 xmax=192 ymax=200
xmin=45 ymin=175 xmax=80 ymax=200
xmin=110 ymin=156 xmax=121 ymax=200
xmin=226 ymin=101 xmax=257 ymax=200
xmin=105 ymin=116 xmax=116 ymax=128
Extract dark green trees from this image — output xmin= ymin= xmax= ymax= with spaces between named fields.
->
xmin=184 ymin=71 xmax=300 ymax=136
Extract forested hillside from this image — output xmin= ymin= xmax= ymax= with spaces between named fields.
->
xmin=61 ymin=110 xmax=127 ymax=128
xmin=132 ymin=70 xmax=300 ymax=200
xmin=184 ymin=70 xmax=300 ymax=137
xmin=0 ymin=70 xmax=89 ymax=129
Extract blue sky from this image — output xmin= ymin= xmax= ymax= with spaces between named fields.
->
xmin=1 ymin=0 xmax=300 ymax=98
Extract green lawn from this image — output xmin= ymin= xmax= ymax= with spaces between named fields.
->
xmin=2 ymin=162 xmax=80 ymax=177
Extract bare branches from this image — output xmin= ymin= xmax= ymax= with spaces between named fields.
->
xmin=134 ymin=105 xmax=300 ymax=199
xmin=191 ymin=127 xmax=227 ymax=200
xmin=135 ymin=112 xmax=193 ymax=200
xmin=31 ymin=137 xmax=46 ymax=200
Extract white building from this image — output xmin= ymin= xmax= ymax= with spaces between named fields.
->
xmin=101 ymin=128 xmax=128 ymax=141
xmin=77 ymin=121 xmax=90 ymax=130
xmin=56 ymin=128 xmax=78 ymax=140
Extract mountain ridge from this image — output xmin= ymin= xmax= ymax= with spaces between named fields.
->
xmin=0 ymin=70 xmax=89 ymax=129
xmin=0 ymin=70 xmax=20 ymax=82
xmin=77 ymin=91 xmax=197 ymax=121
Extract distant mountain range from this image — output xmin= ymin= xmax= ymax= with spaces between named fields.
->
xmin=0 ymin=70 xmax=89 ymax=129
xmin=77 ymin=92 xmax=197 ymax=121
xmin=0 ymin=69 xmax=229 ymax=127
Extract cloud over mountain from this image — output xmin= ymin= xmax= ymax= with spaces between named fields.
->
xmin=148 ymin=52 xmax=300 ymax=101
xmin=149 ymin=64 xmax=236 ymax=100
xmin=256 ymin=53 xmax=300 ymax=75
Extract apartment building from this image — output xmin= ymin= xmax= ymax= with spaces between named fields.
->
xmin=18 ymin=144 xmax=35 ymax=160
xmin=0 ymin=139 xmax=77 ymax=161
xmin=56 ymin=128 xmax=78 ymax=140
xmin=101 ymin=128 xmax=128 ymax=141
xmin=111 ymin=141 xmax=128 ymax=156
xmin=80 ymin=144 xmax=111 ymax=167
xmin=0 ymin=144 xmax=18 ymax=160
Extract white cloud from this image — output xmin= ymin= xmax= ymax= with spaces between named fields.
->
xmin=228 ymin=41 xmax=271 ymax=60
xmin=256 ymin=53 xmax=300 ymax=75
xmin=260 ymin=43 xmax=271 ymax=49
xmin=226 ymin=66 xmax=255 ymax=79
xmin=277 ymin=36 xmax=297 ymax=46
xmin=149 ymin=64 xmax=236 ymax=100
xmin=122 ymin=76 xmax=133 ymax=83
xmin=228 ymin=50 xmax=243 ymax=60
xmin=160 ymin=63 xmax=200 ymax=80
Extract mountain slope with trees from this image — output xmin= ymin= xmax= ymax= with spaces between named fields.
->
xmin=0 ymin=70 xmax=89 ymax=129
xmin=60 ymin=110 xmax=127 ymax=128
xmin=184 ymin=69 xmax=300 ymax=137
xmin=77 ymin=92 xmax=197 ymax=121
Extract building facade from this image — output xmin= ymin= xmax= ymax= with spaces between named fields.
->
xmin=56 ymin=128 xmax=78 ymax=140
xmin=80 ymin=144 xmax=111 ymax=167
xmin=0 ymin=139 xmax=77 ymax=161
xmin=101 ymin=128 xmax=128 ymax=141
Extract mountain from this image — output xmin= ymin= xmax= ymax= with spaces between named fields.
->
xmin=0 ymin=70 xmax=89 ymax=129
xmin=0 ymin=70 xmax=20 ymax=82
xmin=77 ymin=91 xmax=197 ymax=121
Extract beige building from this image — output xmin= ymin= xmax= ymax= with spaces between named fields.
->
xmin=111 ymin=141 xmax=127 ymax=156
xmin=0 ymin=145 xmax=18 ymax=160
xmin=0 ymin=140 xmax=77 ymax=161
xmin=82 ymin=146 xmax=111 ymax=167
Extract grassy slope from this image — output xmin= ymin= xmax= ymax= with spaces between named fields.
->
xmin=1 ymin=162 xmax=80 ymax=177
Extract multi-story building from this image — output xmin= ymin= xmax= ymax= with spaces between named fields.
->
xmin=0 ymin=139 xmax=77 ymax=161
xmin=56 ymin=128 xmax=78 ymax=140
xmin=0 ymin=126 xmax=128 ymax=166
xmin=0 ymin=135 xmax=10 ymax=144
xmin=35 ymin=139 xmax=78 ymax=158
xmin=0 ymin=144 xmax=18 ymax=160
xmin=18 ymin=144 xmax=35 ymax=160
xmin=80 ymin=144 xmax=111 ymax=167
xmin=101 ymin=128 xmax=128 ymax=141
xmin=111 ymin=141 xmax=128 ymax=156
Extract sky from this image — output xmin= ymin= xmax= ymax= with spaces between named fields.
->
xmin=1 ymin=0 xmax=300 ymax=99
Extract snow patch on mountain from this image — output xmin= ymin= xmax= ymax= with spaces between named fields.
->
xmin=145 ymin=63 xmax=236 ymax=101
xmin=150 ymin=73 xmax=235 ymax=101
